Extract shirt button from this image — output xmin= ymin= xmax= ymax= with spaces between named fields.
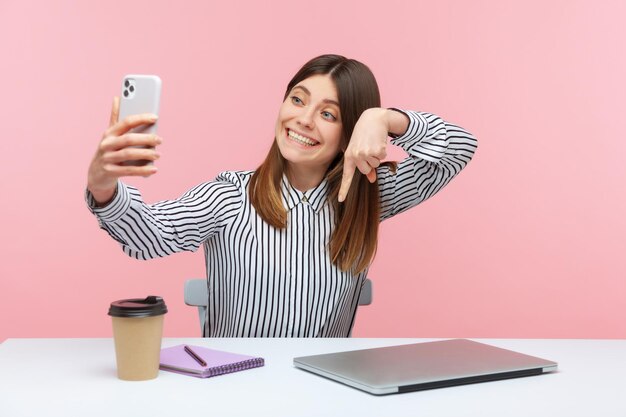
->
xmin=302 ymin=196 xmax=308 ymax=203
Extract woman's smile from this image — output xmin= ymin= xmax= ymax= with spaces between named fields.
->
xmin=286 ymin=128 xmax=320 ymax=147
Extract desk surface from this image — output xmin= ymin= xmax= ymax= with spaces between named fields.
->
xmin=1 ymin=338 xmax=625 ymax=417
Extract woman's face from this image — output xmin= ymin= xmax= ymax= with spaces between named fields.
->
xmin=275 ymin=74 xmax=343 ymax=175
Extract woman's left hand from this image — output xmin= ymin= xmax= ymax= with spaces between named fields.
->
xmin=338 ymin=108 xmax=389 ymax=202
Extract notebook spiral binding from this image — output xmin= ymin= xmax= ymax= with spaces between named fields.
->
xmin=206 ymin=358 xmax=265 ymax=377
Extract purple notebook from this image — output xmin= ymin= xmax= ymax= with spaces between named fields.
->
xmin=160 ymin=344 xmax=264 ymax=378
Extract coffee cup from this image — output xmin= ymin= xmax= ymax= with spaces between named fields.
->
xmin=108 ymin=296 xmax=168 ymax=381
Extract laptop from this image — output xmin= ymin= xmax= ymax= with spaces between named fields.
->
xmin=293 ymin=339 xmax=558 ymax=395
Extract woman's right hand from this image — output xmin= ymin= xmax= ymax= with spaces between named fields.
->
xmin=87 ymin=97 xmax=162 ymax=206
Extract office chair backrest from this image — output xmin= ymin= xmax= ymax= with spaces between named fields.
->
xmin=184 ymin=278 xmax=373 ymax=335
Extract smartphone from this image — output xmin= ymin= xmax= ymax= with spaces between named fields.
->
xmin=118 ymin=74 xmax=162 ymax=166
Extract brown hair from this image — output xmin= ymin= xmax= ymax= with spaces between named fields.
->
xmin=249 ymin=54 xmax=395 ymax=273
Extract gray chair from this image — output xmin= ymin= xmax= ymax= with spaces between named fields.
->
xmin=184 ymin=278 xmax=373 ymax=335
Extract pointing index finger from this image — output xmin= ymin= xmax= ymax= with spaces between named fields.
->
xmin=338 ymin=159 xmax=356 ymax=203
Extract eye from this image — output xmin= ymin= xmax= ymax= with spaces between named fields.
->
xmin=290 ymin=96 xmax=303 ymax=105
xmin=321 ymin=111 xmax=337 ymax=121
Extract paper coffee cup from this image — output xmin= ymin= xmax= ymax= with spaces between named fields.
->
xmin=108 ymin=296 xmax=168 ymax=381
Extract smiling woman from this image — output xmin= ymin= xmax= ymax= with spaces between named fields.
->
xmin=86 ymin=54 xmax=478 ymax=337
xmin=251 ymin=56 xmax=402 ymax=275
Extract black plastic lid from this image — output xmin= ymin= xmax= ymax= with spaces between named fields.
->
xmin=108 ymin=296 xmax=168 ymax=318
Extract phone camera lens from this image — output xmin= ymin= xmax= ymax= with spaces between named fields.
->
xmin=123 ymin=89 xmax=129 ymax=97
xmin=130 ymin=86 xmax=135 ymax=92
xmin=124 ymin=80 xmax=130 ymax=88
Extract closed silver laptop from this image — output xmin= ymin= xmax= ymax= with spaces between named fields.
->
xmin=293 ymin=339 xmax=558 ymax=395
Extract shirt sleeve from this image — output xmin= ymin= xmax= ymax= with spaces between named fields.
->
xmin=85 ymin=171 xmax=245 ymax=260
xmin=378 ymin=109 xmax=478 ymax=222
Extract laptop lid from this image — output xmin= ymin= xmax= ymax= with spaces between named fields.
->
xmin=293 ymin=339 xmax=558 ymax=395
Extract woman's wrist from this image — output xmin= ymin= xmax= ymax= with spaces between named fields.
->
xmin=385 ymin=108 xmax=410 ymax=137
xmin=90 ymin=185 xmax=118 ymax=208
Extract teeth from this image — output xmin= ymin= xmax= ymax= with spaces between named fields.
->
xmin=288 ymin=129 xmax=318 ymax=146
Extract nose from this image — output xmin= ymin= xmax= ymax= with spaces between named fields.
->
xmin=297 ymin=108 xmax=315 ymax=130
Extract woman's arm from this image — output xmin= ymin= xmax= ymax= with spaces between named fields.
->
xmin=378 ymin=109 xmax=478 ymax=221
xmin=86 ymin=97 xmax=244 ymax=260
xmin=85 ymin=172 xmax=244 ymax=260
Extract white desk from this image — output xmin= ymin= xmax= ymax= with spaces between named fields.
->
xmin=1 ymin=338 xmax=625 ymax=417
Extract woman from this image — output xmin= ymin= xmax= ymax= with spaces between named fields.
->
xmin=86 ymin=54 xmax=478 ymax=337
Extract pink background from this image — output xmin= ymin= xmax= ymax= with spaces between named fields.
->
xmin=1 ymin=0 xmax=624 ymax=342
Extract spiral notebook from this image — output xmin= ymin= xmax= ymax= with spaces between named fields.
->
xmin=160 ymin=344 xmax=264 ymax=378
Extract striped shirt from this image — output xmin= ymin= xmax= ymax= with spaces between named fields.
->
xmin=86 ymin=110 xmax=478 ymax=337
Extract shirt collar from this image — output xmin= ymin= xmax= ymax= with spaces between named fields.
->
xmin=281 ymin=173 xmax=330 ymax=213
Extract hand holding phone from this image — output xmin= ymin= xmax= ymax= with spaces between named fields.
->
xmin=87 ymin=75 xmax=163 ymax=206
xmin=119 ymin=75 xmax=162 ymax=166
